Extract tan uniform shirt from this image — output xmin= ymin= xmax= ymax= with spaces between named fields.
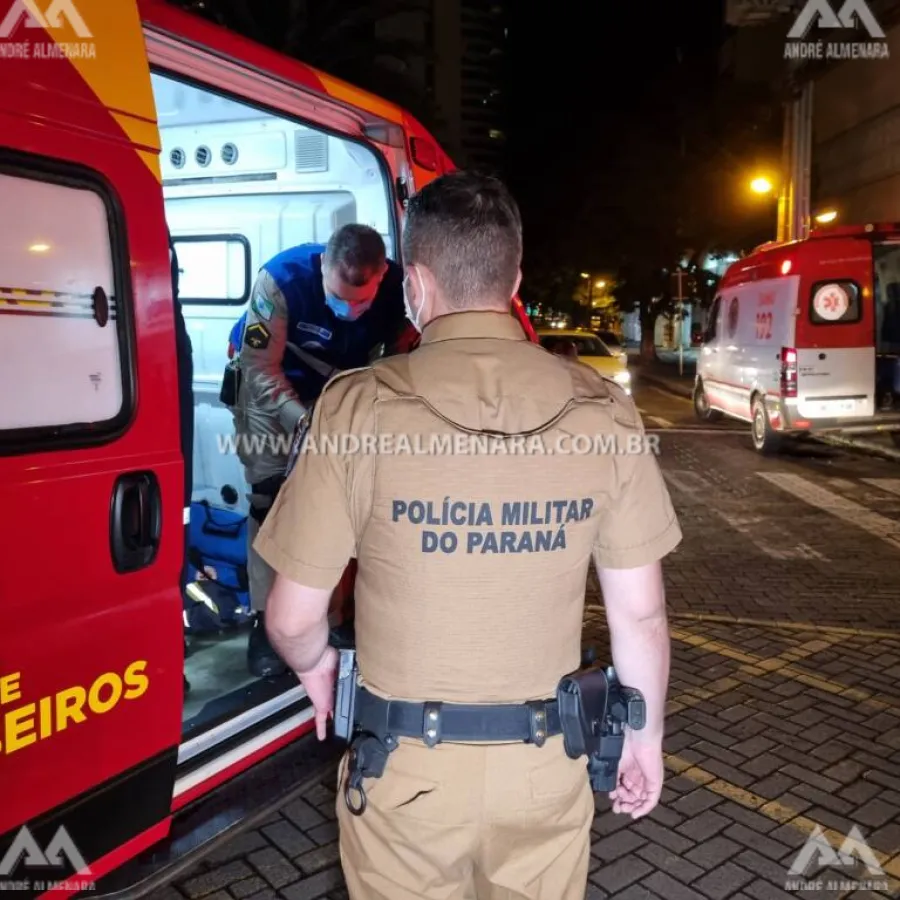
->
xmin=255 ymin=311 xmax=682 ymax=704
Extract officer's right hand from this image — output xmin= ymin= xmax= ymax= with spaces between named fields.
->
xmin=609 ymin=730 xmax=664 ymax=819
xmin=297 ymin=645 xmax=339 ymax=740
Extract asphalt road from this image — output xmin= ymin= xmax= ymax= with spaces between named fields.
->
xmin=634 ymin=381 xmax=745 ymax=432
xmin=152 ymin=381 xmax=900 ymax=900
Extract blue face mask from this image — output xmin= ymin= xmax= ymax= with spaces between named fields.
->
xmin=325 ymin=293 xmax=373 ymax=321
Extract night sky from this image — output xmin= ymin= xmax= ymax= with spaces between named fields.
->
xmin=502 ymin=2 xmax=774 ymax=288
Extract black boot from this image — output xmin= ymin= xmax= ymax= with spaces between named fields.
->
xmin=248 ymin=612 xmax=288 ymax=678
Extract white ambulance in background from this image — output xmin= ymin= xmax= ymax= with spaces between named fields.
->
xmin=693 ymin=223 xmax=900 ymax=453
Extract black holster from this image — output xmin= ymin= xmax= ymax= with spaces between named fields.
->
xmin=333 ymin=649 xmax=393 ymax=816
xmin=220 ymin=361 xmax=240 ymax=407
xmin=557 ymin=666 xmax=646 ymax=793
xmin=249 ymin=474 xmax=286 ymax=525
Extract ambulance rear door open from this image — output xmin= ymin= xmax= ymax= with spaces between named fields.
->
xmin=0 ymin=2 xmax=185 ymax=890
xmin=141 ymin=1 xmax=400 ymax=795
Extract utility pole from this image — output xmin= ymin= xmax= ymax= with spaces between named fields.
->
xmin=777 ymin=76 xmax=813 ymax=242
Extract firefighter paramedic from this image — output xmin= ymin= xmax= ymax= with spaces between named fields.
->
xmin=227 ymin=224 xmax=409 ymax=678
xmin=253 ymin=171 xmax=681 ymax=899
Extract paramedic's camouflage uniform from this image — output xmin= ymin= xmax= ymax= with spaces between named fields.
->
xmin=254 ymin=310 xmax=682 ymax=899
xmin=230 ymin=247 xmax=406 ymax=612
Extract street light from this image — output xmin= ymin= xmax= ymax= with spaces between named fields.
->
xmin=595 ymin=280 xmax=606 ymax=289
xmin=750 ymin=175 xmax=774 ymax=195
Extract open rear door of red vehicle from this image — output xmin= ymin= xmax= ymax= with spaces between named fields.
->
xmin=0 ymin=3 xmax=184 ymax=895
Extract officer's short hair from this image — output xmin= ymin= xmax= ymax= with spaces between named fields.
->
xmin=323 ymin=224 xmax=387 ymax=286
xmin=402 ymin=171 xmax=523 ymax=308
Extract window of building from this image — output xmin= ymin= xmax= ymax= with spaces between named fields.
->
xmin=0 ymin=164 xmax=132 ymax=443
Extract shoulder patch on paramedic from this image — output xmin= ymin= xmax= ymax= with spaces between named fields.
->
xmin=244 ymin=322 xmax=271 ymax=350
xmin=253 ymin=292 xmax=275 ymax=321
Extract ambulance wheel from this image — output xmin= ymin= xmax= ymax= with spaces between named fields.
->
xmin=693 ymin=380 xmax=722 ymax=422
xmin=751 ymin=396 xmax=782 ymax=454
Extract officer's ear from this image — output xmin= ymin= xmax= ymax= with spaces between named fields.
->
xmin=511 ymin=268 xmax=523 ymax=299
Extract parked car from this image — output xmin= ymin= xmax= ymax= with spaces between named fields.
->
xmin=592 ymin=329 xmax=628 ymax=362
xmin=536 ymin=329 xmax=632 ymax=394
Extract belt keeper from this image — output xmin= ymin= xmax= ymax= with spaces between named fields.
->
xmin=527 ymin=701 xmax=548 ymax=747
xmin=422 ymin=702 xmax=442 ymax=747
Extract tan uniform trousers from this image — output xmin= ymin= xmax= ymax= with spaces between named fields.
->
xmin=336 ymin=734 xmax=594 ymax=900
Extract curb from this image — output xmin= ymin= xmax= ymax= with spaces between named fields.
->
xmin=815 ymin=433 xmax=900 ymax=463
xmin=637 ymin=372 xmax=693 ymax=400
xmin=636 ymin=375 xmax=900 ymax=462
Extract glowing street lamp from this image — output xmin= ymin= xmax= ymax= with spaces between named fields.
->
xmin=750 ymin=176 xmax=774 ymax=195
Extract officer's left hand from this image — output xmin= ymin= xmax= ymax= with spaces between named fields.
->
xmin=609 ymin=730 xmax=664 ymax=819
xmin=297 ymin=646 xmax=339 ymax=739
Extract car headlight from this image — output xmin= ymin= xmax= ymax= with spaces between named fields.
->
xmin=613 ymin=370 xmax=631 ymax=385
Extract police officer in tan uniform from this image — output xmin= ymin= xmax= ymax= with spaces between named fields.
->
xmin=254 ymin=172 xmax=681 ymax=899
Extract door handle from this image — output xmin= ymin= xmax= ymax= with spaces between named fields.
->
xmin=110 ymin=472 xmax=162 ymax=573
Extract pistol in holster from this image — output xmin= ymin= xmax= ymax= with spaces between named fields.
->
xmin=220 ymin=360 xmax=241 ymax=408
xmin=333 ymin=648 xmax=393 ymax=817
xmin=556 ymin=662 xmax=646 ymax=793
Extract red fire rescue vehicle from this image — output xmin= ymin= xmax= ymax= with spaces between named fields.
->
xmin=0 ymin=2 xmax=536 ymax=896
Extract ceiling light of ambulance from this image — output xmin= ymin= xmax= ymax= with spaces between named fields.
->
xmin=28 ymin=243 xmax=50 ymax=253
xmin=780 ymin=259 xmax=792 ymax=275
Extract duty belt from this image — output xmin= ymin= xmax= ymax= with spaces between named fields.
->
xmin=334 ymin=647 xmax=645 ymax=816
xmin=342 ymin=687 xmax=563 ymax=815
xmin=355 ymin=687 xmax=562 ymax=748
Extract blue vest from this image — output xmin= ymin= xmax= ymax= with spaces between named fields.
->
xmin=230 ymin=244 xmax=405 ymax=403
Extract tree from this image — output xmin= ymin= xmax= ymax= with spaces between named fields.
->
xmin=518 ymin=264 xmax=582 ymax=321
xmin=166 ymin=0 xmax=449 ymax=147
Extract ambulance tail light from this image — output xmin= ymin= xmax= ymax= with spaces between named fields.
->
xmin=781 ymin=347 xmax=798 ymax=398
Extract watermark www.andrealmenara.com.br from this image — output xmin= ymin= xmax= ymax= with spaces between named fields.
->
xmin=217 ymin=432 xmax=662 ymax=457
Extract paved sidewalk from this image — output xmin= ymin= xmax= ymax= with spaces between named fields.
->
xmin=152 ymin=433 xmax=900 ymax=900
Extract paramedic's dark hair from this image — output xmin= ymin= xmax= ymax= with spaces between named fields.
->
xmin=323 ymin=224 xmax=387 ymax=286
xmin=402 ymin=170 xmax=523 ymax=308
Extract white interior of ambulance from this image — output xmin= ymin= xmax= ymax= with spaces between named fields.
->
xmin=151 ymin=71 xmax=394 ymax=744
